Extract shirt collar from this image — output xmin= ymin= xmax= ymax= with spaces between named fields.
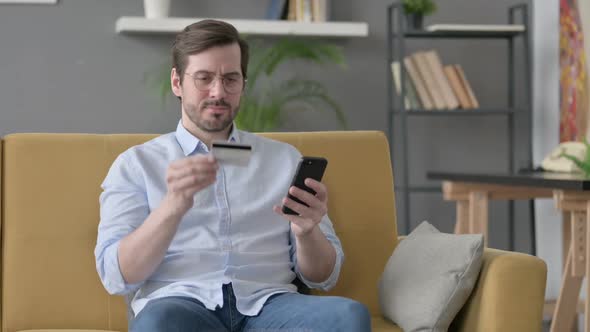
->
xmin=227 ymin=123 xmax=240 ymax=143
xmin=175 ymin=120 xmax=240 ymax=156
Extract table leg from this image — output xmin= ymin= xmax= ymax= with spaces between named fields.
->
xmin=563 ymin=211 xmax=579 ymax=332
xmin=564 ymin=212 xmax=572 ymax=270
xmin=551 ymin=245 xmax=584 ymax=332
xmin=571 ymin=212 xmax=586 ymax=278
xmin=585 ymin=203 xmax=590 ymax=332
xmin=455 ymin=200 xmax=469 ymax=234
xmin=468 ymin=191 xmax=488 ymax=245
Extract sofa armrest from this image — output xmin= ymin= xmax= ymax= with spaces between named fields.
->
xmin=451 ymin=248 xmax=547 ymax=332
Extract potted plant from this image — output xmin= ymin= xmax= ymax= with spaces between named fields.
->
xmin=560 ymin=139 xmax=590 ymax=177
xmin=236 ymin=38 xmax=347 ymax=131
xmin=145 ymin=37 xmax=347 ymax=132
xmin=402 ymin=0 xmax=437 ymax=30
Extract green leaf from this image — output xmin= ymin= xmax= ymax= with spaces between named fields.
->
xmin=402 ymin=0 xmax=437 ymax=15
xmin=143 ymin=60 xmax=172 ymax=110
xmin=262 ymin=39 xmax=345 ymax=76
xmin=271 ymin=78 xmax=347 ymax=128
xmin=583 ymin=137 xmax=590 ymax=164
xmin=561 ymin=152 xmax=590 ymax=176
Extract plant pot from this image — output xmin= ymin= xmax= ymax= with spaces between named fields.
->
xmin=406 ymin=13 xmax=424 ymax=30
xmin=144 ymin=0 xmax=171 ymax=19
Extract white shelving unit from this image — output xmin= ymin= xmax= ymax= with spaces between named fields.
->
xmin=115 ymin=17 xmax=369 ymax=37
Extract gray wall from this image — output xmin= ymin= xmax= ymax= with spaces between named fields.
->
xmin=533 ymin=0 xmax=559 ymax=302
xmin=0 ymin=0 xmax=534 ymax=250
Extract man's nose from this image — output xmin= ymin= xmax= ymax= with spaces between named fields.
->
xmin=208 ymin=77 xmax=226 ymax=98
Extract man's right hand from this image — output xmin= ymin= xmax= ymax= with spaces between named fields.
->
xmin=163 ymin=154 xmax=218 ymax=217
xmin=116 ymin=154 xmax=217 ymax=285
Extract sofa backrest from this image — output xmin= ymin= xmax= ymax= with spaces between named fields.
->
xmin=1 ymin=131 xmax=398 ymax=332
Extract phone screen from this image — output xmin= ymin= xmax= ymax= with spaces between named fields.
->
xmin=282 ymin=156 xmax=328 ymax=215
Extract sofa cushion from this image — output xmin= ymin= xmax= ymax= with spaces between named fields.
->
xmin=378 ymin=221 xmax=484 ymax=332
xmin=18 ymin=330 xmax=120 ymax=332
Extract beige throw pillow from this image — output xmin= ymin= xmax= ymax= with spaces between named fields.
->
xmin=378 ymin=221 xmax=484 ymax=332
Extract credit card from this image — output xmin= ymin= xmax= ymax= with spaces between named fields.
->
xmin=211 ymin=140 xmax=252 ymax=167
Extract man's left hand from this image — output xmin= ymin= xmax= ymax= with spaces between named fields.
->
xmin=273 ymin=178 xmax=328 ymax=238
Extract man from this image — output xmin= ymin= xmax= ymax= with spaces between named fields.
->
xmin=95 ymin=19 xmax=370 ymax=332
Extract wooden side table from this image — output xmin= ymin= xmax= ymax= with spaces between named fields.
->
xmin=428 ymin=171 xmax=590 ymax=332
xmin=551 ymin=191 xmax=590 ymax=332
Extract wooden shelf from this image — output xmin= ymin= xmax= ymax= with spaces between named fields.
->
xmin=392 ymin=108 xmax=520 ymax=115
xmin=399 ymin=30 xmax=524 ymax=39
xmin=115 ymin=17 xmax=369 ymax=38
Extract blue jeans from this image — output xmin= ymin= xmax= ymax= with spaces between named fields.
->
xmin=130 ymin=283 xmax=371 ymax=332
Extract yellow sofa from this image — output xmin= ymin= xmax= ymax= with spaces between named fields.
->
xmin=0 ymin=131 xmax=546 ymax=332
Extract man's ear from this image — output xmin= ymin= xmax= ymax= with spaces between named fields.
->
xmin=171 ymin=67 xmax=182 ymax=98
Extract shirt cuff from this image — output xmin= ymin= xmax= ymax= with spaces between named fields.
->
xmin=102 ymin=241 xmax=142 ymax=295
xmin=296 ymin=241 xmax=344 ymax=291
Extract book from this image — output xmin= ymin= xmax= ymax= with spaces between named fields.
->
xmin=319 ymin=0 xmax=331 ymax=22
xmin=391 ymin=62 xmax=411 ymax=109
xmin=311 ymin=0 xmax=321 ymax=22
xmin=311 ymin=0 xmax=329 ymax=22
xmin=405 ymin=67 xmax=421 ymax=109
xmin=291 ymin=0 xmax=312 ymax=22
xmin=444 ymin=65 xmax=471 ymax=109
xmin=391 ymin=62 xmax=421 ymax=109
xmin=423 ymin=50 xmax=459 ymax=109
xmin=404 ymin=56 xmax=433 ymax=110
xmin=294 ymin=0 xmax=302 ymax=21
xmin=288 ymin=0 xmax=297 ymax=21
xmin=265 ymin=0 xmax=288 ymax=20
xmin=425 ymin=24 xmax=525 ymax=33
xmin=302 ymin=0 xmax=313 ymax=22
xmin=412 ymin=52 xmax=446 ymax=110
xmin=453 ymin=65 xmax=479 ymax=108
xmin=280 ymin=0 xmax=290 ymax=19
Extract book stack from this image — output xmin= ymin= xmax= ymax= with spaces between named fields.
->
xmin=390 ymin=50 xmax=479 ymax=110
xmin=266 ymin=0 xmax=329 ymax=22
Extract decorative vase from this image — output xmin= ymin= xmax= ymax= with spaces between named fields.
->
xmin=406 ymin=13 xmax=424 ymax=30
xmin=144 ymin=0 xmax=171 ymax=19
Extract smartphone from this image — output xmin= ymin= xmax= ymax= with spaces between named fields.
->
xmin=282 ymin=156 xmax=328 ymax=215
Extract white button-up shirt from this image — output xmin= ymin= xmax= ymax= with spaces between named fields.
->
xmin=95 ymin=121 xmax=344 ymax=316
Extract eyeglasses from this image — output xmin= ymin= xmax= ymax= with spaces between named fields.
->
xmin=185 ymin=72 xmax=246 ymax=94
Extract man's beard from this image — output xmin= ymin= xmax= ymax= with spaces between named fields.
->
xmin=184 ymin=98 xmax=238 ymax=133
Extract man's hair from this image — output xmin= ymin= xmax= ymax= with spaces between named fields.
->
xmin=172 ymin=19 xmax=249 ymax=83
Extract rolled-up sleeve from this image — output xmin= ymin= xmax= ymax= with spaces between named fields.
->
xmin=289 ymin=214 xmax=344 ymax=291
xmin=95 ymin=153 xmax=149 ymax=295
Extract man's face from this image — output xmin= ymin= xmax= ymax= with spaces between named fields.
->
xmin=172 ymin=43 xmax=243 ymax=134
